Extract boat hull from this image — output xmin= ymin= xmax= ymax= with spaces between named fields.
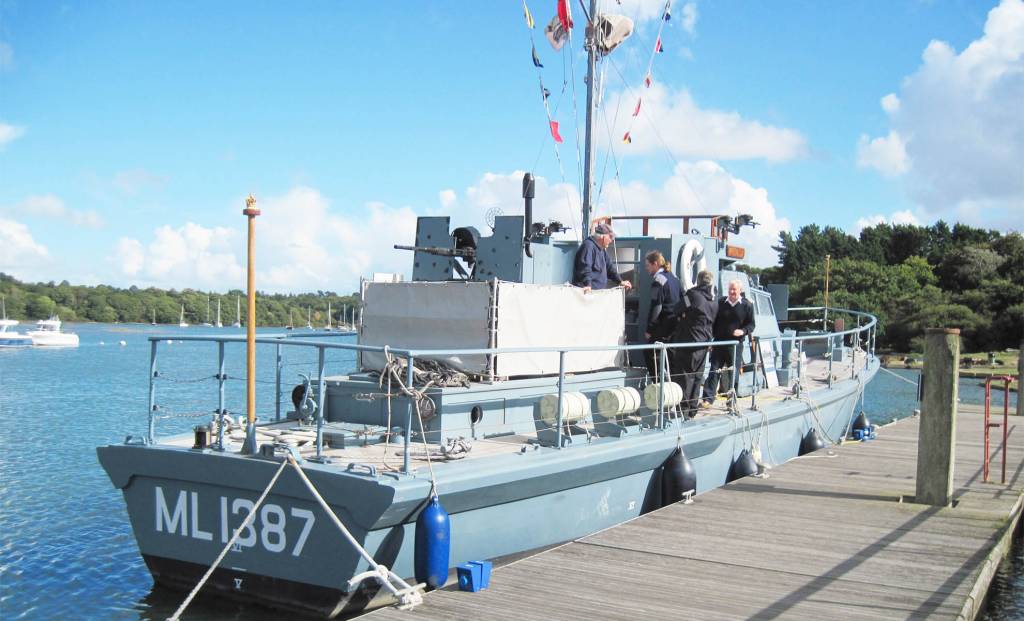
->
xmin=98 ymin=363 xmax=875 ymax=618
xmin=28 ymin=332 xmax=79 ymax=347
xmin=0 ymin=335 xmax=32 ymax=347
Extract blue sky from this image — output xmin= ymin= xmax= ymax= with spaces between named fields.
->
xmin=1 ymin=0 xmax=1021 ymax=293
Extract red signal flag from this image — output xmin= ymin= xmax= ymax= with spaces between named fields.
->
xmin=622 ymin=131 xmax=632 ymax=144
xmin=633 ymin=99 xmax=642 ymax=117
xmin=557 ymin=0 xmax=573 ymax=30
xmin=550 ymin=120 xmax=564 ymax=144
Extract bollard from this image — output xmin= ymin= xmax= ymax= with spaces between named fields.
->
xmin=915 ymin=328 xmax=960 ymax=507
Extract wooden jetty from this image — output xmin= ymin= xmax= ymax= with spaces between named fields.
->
xmin=371 ymin=403 xmax=1022 ymax=620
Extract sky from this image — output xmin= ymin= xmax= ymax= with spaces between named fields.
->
xmin=0 ymin=0 xmax=1021 ymax=294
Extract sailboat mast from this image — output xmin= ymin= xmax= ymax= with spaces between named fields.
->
xmin=580 ymin=0 xmax=600 ymax=235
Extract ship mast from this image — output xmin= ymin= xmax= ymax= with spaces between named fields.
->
xmin=580 ymin=0 xmax=599 ymax=235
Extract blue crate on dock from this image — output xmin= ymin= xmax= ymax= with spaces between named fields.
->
xmin=457 ymin=560 xmax=492 ymax=592
xmin=851 ymin=426 xmax=878 ymax=441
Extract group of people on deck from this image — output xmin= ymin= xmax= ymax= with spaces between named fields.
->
xmin=573 ymin=223 xmax=755 ymax=418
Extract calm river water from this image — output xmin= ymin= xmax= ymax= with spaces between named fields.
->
xmin=0 ymin=323 xmax=1018 ymax=620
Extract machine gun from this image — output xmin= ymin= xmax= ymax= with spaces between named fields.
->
xmin=393 ymin=245 xmax=476 ymax=260
xmin=395 ymin=229 xmax=479 ymax=278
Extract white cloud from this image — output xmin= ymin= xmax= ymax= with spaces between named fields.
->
xmin=107 ymin=159 xmax=789 ymax=292
xmin=681 ymin=2 xmax=698 ymax=35
xmin=9 ymin=194 xmax=103 ymax=228
xmin=0 ymin=122 xmax=25 ymax=149
xmin=112 ymin=222 xmax=245 ymax=289
xmin=857 ymin=0 xmax=1024 ymax=229
xmin=856 ymin=130 xmax=910 ymax=177
xmin=605 ymin=85 xmax=808 ymax=162
xmin=595 ymin=161 xmax=790 ymax=266
xmin=880 ymin=93 xmax=900 ymax=114
xmin=115 ymin=238 xmax=144 ymax=276
xmin=0 ymin=217 xmax=49 ymax=272
xmin=851 ymin=209 xmax=921 ymax=236
xmin=438 ymin=189 xmax=456 ymax=208
xmin=0 ymin=42 xmax=12 ymax=71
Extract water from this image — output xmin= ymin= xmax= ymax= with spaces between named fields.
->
xmin=0 ymin=324 xmax=1018 ymax=620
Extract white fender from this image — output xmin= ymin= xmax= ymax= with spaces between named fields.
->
xmin=679 ymin=239 xmax=707 ymax=290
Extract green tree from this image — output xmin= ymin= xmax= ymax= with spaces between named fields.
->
xmin=25 ymin=294 xmax=56 ymax=318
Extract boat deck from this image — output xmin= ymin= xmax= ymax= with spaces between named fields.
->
xmin=369 ymin=403 xmax=1023 ymax=621
xmin=160 ymin=350 xmax=867 ymax=474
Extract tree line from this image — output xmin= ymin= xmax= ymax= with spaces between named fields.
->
xmin=750 ymin=221 xmax=1023 ymax=352
xmin=3 ymin=220 xmax=1021 ymax=352
xmin=0 ymin=274 xmax=360 ymax=328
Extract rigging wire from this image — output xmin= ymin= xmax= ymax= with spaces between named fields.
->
xmin=524 ymin=0 xmax=585 ymax=241
xmin=605 ymin=55 xmax=710 ymax=217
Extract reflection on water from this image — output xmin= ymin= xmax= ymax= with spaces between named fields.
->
xmin=0 ymin=323 xmax=1017 ymax=619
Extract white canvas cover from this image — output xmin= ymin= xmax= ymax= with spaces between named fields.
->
xmin=359 ymin=281 xmax=493 ymax=374
xmin=359 ymin=281 xmax=626 ymax=377
xmin=595 ymin=14 xmax=634 ymax=55
xmin=493 ymin=283 xmax=624 ymax=376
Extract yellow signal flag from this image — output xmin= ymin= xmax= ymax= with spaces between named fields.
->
xmin=523 ymin=1 xmax=535 ymax=29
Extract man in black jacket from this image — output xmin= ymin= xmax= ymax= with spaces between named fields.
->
xmin=643 ymin=250 xmax=682 ymax=379
xmin=702 ymin=279 xmax=755 ymax=407
xmin=673 ymin=269 xmax=717 ymax=417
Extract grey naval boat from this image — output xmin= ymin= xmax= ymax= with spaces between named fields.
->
xmin=97 ymin=5 xmax=879 ymax=618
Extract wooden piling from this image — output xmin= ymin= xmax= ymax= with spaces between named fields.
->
xmin=916 ymin=327 xmax=960 ymax=507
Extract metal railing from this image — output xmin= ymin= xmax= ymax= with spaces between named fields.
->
xmin=143 ymin=306 xmax=878 ymax=473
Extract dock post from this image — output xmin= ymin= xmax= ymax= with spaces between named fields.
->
xmin=915 ymin=328 xmax=960 ymax=506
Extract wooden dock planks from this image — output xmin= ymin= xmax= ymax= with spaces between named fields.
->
xmin=370 ymin=404 xmax=1022 ymax=620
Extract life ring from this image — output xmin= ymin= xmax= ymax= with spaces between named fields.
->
xmin=679 ymin=239 xmax=707 ymax=290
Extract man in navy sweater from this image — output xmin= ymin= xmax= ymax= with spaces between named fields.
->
xmin=702 ymin=279 xmax=755 ymax=406
xmin=572 ymin=224 xmax=633 ymax=293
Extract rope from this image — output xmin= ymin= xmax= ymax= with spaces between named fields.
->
xmin=283 ymin=454 xmax=424 ymax=609
xmin=155 ymin=372 xmax=215 ymax=384
xmin=167 ymin=453 xmax=424 ymax=620
xmin=167 ymin=458 xmax=290 ymax=621
xmin=878 ymin=365 xmax=919 ymax=387
xmin=380 ymin=351 xmax=443 ymax=495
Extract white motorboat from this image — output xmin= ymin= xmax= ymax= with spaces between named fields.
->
xmin=27 ymin=316 xmax=79 ymax=347
xmin=0 ymin=297 xmax=32 ymax=347
xmin=0 ymin=319 xmax=32 ymax=348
